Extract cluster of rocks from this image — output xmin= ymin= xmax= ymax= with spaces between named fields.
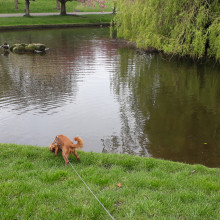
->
xmin=10 ymin=43 xmax=46 ymax=53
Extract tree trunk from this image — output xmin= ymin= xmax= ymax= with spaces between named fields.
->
xmin=56 ymin=0 xmax=60 ymax=10
xmin=113 ymin=0 xmax=116 ymax=14
xmin=25 ymin=0 xmax=30 ymax=16
xmin=60 ymin=0 xmax=66 ymax=15
xmin=15 ymin=0 xmax=18 ymax=10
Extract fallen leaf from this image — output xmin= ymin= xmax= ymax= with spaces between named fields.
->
xmin=116 ymin=183 xmax=122 ymax=188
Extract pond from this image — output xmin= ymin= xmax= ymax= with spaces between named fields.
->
xmin=0 ymin=27 xmax=219 ymax=167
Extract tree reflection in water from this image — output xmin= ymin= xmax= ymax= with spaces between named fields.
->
xmin=104 ymin=48 xmax=220 ymax=167
xmin=0 ymin=28 xmax=219 ymax=167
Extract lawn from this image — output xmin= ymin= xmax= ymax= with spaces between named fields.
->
xmin=0 ymin=0 xmax=114 ymax=14
xmin=0 ymin=143 xmax=220 ymax=219
xmin=0 ymin=14 xmax=114 ymax=27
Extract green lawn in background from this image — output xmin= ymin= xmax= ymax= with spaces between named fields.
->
xmin=0 ymin=0 xmax=113 ymax=14
xmin=0 ymin=14 xmax=113 ymax=26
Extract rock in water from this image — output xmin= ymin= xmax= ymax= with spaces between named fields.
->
xmin=10 ymin=43 xmax=47 ymax=53
xmin=25 ymin=44 xmax=36 ymax=52
xmin=34 ymin=44 xmax=46 ymax=52
xmin=12 ymin=44 xmax=26 ymax=53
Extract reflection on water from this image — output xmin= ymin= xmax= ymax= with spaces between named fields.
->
xmin=110 ymin=49 xmax=220 ymax=167
xmin=0 ymin=28 xmax=219 ymax=167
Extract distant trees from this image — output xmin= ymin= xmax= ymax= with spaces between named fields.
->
xmin=23 ymin=0 xmax=113 ymax=17
xmin=14 ymin=0 xmax=18 ymax=10
xmin=25 ymin=0 xmax=35 ymax=16
xmin=56 ymin=0 xmax=61 ymax=10
xmin=59 ymin=0 xmax=72 ymax=15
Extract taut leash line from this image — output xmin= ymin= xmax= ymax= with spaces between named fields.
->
xmin=55 ymin=136 xmax=115 ymax=220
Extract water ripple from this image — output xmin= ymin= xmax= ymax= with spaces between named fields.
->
xmin=0 ymin=28 xmax=219 ymax=167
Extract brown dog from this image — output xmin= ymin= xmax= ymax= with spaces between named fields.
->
xmin=49 ymin=135 xmax=84 ymax=164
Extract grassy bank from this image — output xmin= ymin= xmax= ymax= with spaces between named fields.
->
xmin=0 ymin=143 xmax=220 ymax=219
xmin=0 ymin=0 xmax=113 ymax=13
xmin=0 ymin=14 xmax=113 ymax=27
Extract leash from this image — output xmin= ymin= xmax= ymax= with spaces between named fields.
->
xmin=54 ymin=136 xmax=115 ymax=220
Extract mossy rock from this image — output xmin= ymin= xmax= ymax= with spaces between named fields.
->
xmin=25 ymin=44 xmax=36 ymax=52
xmin=10 ymin=44 xmax=21 ymax=52
xmin=10 ymin=43 xmax=46 ymax=53
xmin=12 ymin=45 xmax=26 ymax=53
xmin=34 ymin=43 xmax=46 ymax=51
xmin=20 ymin=43 xmax=27 ymax=47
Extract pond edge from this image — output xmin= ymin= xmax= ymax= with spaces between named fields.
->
xmin=0 ymin=22 xmax=110 ymax=30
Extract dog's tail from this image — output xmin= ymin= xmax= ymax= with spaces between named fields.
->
xmin=73 ymin=137 xmax=84 ymax=150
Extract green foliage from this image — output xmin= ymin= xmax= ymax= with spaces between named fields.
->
xmin=114 ymin=0 xmax=220 ymax=61
xmin=208 ymin=17 xmax=220 ymax=59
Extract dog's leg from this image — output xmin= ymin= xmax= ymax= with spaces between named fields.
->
xmin=55 ymin=146 xmax=59 ymax=156
xmin=62 ymin=150 xmax=69 ymax=165
xmin=73 ymin=150 xmax=80 ymax=161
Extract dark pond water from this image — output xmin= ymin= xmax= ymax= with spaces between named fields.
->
xmin=0 ymin=28 xmax=219 ymax=167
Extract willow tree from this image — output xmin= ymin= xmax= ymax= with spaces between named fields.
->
xmin=114 ymin=0 xmax=220 ymax=61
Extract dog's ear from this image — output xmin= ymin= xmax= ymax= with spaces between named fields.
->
xmin=49 ymin=144 xmax=53 ymax=151
xmin=49 ymin=144 xmax=56 ymax=152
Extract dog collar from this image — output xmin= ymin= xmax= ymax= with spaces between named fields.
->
xmin=55 ymin=135 xmax=62 ymax=148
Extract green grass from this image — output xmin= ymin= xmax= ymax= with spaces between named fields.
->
xmin=0 ymin=143 xmax=220 ymax=219
xmin=0 ymin=0 xmax=113 ymax=13
xmin=0 ymin=14 xmax=114 ymax=27
xmin=0 ymin=0 xmax=77 ymax=13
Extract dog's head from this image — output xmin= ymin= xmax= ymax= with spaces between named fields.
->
xmin=49 ymin=143 xmax=57 ymax=153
